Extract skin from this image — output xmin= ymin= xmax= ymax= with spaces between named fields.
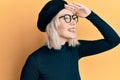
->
xmin=58 ymin=9 xmax=77 ymax=45
xmin=57 ymin=3 xmax=91 ymax=45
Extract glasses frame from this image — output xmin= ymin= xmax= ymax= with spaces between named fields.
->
xmin=59 ymin=14 xmax=78 ymax=23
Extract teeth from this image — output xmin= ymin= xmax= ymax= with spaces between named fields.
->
xmin=68 ymin=29 xmax=75 ymax=33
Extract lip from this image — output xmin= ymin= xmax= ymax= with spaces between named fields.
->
xmin=68 ymin=29 xmax=75 ymax=33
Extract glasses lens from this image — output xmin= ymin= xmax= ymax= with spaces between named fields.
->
xmin=59 ymin=14 xmax=78 ymax=23
xmin=72 ymin=15 xmax=78 ymax=23
xmin=64 ymin=14 xmax=71 ymax=23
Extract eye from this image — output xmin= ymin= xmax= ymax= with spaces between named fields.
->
xmin=64 ymin=15 xmax=70 ymax=19
xmin=72 ymin=15 xmax=77 ymax=19
xmin=64 ymin=15 xmax=71 ymax=23
xmin=72 ymin=15 xmax=78 ymax=22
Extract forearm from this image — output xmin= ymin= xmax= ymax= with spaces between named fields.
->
xmin=86 ymin=11 xmax=120 ymax=45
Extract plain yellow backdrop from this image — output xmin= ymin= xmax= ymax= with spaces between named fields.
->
xmin=0 ymin=0 xmax=120 ymax=80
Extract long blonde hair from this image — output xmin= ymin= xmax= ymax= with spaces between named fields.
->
xmin=45 ymin=14 xmax=79 ymax=50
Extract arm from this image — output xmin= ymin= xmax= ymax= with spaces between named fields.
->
xmin=65 ymin=3 xmax=120 ymax=57
xmin=20 ymin=55 xmax=39 ymax=80
xmin=86 ymin=11 xmax=120 ymax=45
xmin=79 ymin=12 xmax=120 ymax=57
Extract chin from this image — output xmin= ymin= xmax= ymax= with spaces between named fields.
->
xmin=70 ymin=37 xmax=76 ymax=39
xmin=68 ymin=35 xmax=77 ymax=39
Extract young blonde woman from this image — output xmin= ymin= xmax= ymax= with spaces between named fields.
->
xmin=20 ymin=0 xmax=120 ymax=80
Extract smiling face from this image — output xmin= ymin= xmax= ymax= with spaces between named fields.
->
xmin=57 ymin=9 xmax=78 ymax=43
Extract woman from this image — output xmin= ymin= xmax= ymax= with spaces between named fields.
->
xmin=20 ymin=0 xmax=120 ymax=80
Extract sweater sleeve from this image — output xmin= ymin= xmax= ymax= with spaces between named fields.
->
xmin=20 ymin=55 xmax=39 ymax=80
xmin=78 ymin=11 xmax=120 ymax=58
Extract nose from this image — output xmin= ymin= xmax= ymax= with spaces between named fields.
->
xmin=69 ymin=21 xmax=76 ymax=30
xmin=70 ymin=19 xmax=77 ymax=26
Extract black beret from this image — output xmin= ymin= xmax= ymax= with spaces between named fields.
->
xmin=37 ymin=0 xmax=67 ymax=32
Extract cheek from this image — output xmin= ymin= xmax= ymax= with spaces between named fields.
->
xmin=58 ymin=26 xmax=68 ymax=35
xmin=59 ymin=22 xmax=68 ymax=32
xmin=58 ymin=25 xmax=69 ymax=36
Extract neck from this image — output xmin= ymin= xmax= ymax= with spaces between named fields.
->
xmin=60 ymin=37 xmax=68 ymax=45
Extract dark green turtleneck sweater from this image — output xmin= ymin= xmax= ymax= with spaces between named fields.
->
xmin=20 ymin=11 xmax=120 ymax=80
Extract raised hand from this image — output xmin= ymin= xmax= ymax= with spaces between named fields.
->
xmin=64 ymin=3 xmax=91 ymax=18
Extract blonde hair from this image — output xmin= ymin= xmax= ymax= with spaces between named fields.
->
xmin=45 ymin=14 xmax=79 ymax=50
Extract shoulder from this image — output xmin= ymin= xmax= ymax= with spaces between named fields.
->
xmin=24 ymin=46 xmax=52 ymax=66
xmin=77 ymin=40 xmax=100 ymax=49
xmin=29 ymin=45 xmax=51 ymax=59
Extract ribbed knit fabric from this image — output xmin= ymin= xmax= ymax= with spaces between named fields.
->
xmin=20 ymin=11 xmax=120 ymax=80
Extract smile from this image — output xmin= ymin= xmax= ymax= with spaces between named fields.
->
xmin=68 ymin=29 xmax=75 ymax=33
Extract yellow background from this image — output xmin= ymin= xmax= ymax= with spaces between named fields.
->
xmin=0 ymin=0 xmax=120 ymax=80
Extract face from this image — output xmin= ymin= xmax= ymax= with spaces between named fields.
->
xmin=57 ymin=9 xmax=78 ymax=41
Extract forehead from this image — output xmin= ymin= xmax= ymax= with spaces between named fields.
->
xmin=58 ymin=9 xmax=73 ymax=16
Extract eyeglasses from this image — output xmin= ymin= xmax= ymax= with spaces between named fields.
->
xmin=59 ymin=14 xmax=78 ymax=23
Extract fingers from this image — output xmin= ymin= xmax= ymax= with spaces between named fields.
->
xmin=64 ymin=4 xmax=75 ymax=11
xmin=64 ymin=4 xmax=76 ymax=14
xmin=64 ymin=3 xmax=83 ymax=14
xmin=64 ymin=3 xmax=91 ymax=18
xmin=73 ymin=3 xmax=85 ymax=8
xmin=65 ymin=3 xmax=83 ymax=10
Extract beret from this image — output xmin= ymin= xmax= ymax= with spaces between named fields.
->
xmin=37 ymin=0 xmax=67 ymax=32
